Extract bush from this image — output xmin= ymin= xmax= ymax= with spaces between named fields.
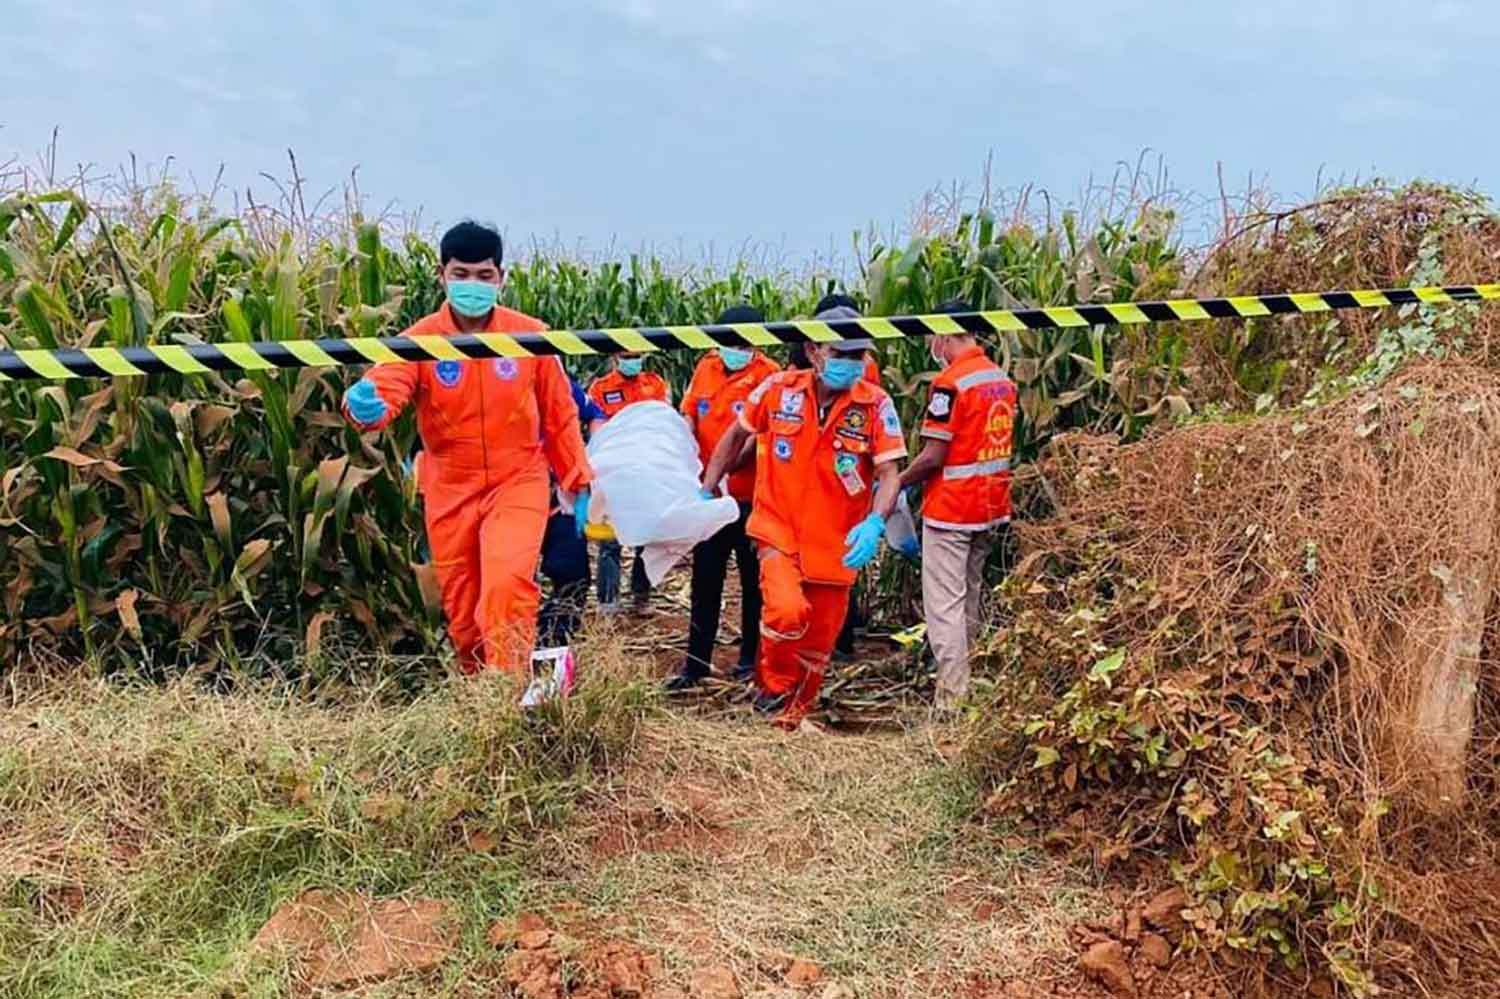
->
xmin=966 ymin=363 xmax=1500 ymax=995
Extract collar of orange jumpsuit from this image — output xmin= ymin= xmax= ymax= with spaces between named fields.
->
xmin=737 ymin=366 xmax=907 ymax=727
xmin=345 ymin=302 xmax=595 ymax=675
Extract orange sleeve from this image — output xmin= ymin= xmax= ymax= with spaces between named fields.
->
xmin=740 ymin=373 xmax=777 ymax=434
xmin=680 ymin=365 xmax=702 ymax=421
xmin=872 ymin=391 xmax=907 ymax=465
xmin=345 ymin=362 xmax=420 ymax=431
xmin=539 ymin=359 xmax=594 ymax=492
xmin=919 ymin=370 xmax=958 ymax=442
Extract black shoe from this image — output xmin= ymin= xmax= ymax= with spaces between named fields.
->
xmin=664 ymin=671 xmax=707 ymax=693
xmin=732 ymin=662 xmax=755 ymax=683
xmin=752 ymin=690 xmax=787 ymax=715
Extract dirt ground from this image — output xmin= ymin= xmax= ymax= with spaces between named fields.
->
xmin=496 ymin=566 xmax=1248 ymax=999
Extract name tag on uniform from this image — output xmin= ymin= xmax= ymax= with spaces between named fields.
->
xmin=834 ymin=452 xmax=865 ymax=496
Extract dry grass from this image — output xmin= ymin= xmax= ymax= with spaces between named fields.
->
xmin=0 ymin=644 xmax=1116 ymax=999
xmin=975 ymin=360 xmax=1500 ymax=995
xmin=0 ymin=635 xmax=656 ymax=999
xmin=526 ymin=714 xmax=1103 ymax=998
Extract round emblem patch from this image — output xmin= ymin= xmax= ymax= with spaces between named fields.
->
xmin=773 ymin=437 xmax=793 ymax=461
xmin=435 ymin=360 xmax=463 ymax=388
xmin=697 ymin=399 xmax=711 ymax=417
xmin=493 ymin=358 xmax=518 ymax=380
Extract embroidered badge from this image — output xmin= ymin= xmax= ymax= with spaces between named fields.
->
xmin=774 ymin=437 xmax=793 ymax=461
xmin=697 ymin=399 xmax=711 ymax=417
xmin=435 ymin=360 xmax=463 ymax=388
xmin=493 ymin=358 xmax=518 ymax=380
xmin=879 ymin=397 xmax=901 ymax=436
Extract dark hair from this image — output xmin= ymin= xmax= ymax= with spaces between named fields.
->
xmin=788 ymin=343 xmax=812 ymax=370
xmin=716 ymin=304 xmax=765 ymax=325
xmin=439 ymin=220 xmax=504 ymax=266
xmin=815 ymin=292 xmax=860 ymax=315
xmin=936 ymin=298 xmax=975 ymax=314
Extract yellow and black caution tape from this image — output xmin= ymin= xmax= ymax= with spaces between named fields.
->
xmin=2 ymin=284 xmax=1497 ymax=382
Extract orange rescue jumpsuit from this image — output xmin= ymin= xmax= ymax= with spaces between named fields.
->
xmin=346 ymin=304 xmax=593 ymax=673
xmin=739 ymin=369 xmax=907 ymax=722
xmin=587 ymin=368 xmax=671 ymax=419
xmin=682 ymin=351 xmax=782 ymax=502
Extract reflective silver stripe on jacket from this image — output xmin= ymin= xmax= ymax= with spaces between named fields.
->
xmin=955 ymin=368 xmax=1010 ymax=391
xmin=942 ymin=458 xmax=1010 ymax=480
xmin=925 ymin=515 xmax=1010 ymax=532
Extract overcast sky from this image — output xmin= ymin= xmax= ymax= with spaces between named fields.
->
xmin=5 ymin=0 xmax=1496 ymax=264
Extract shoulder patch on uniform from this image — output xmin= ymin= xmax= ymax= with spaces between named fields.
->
xmin=878 ymin=396 xmax=901 ymax=435
xmin=747 ymin=374 xmax=776 ymax=405
xmin=927 ymin=386 xmax=956 ymax=422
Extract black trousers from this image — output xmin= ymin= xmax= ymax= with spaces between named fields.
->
xmin=684 ymin=502 xmax=762 ymax=676
xmin=538 ymin=512 xmax=590 ymax=647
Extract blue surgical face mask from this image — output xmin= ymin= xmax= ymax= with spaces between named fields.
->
xmin=446 ymin=279 xmax=498 ymax=318
xmin=619 ymin=358 xmax=644 ymax=377
xmin=820 ymin=356 xmax=863 ymax=391
xmin=719 ymin=347 xmax=753 ymax=371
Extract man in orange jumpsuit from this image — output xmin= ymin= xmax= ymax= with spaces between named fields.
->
xmin=667 ymin=304 xmax=782 ymax=690
xmin=587 ymin=353 xmax=671 ymax=612
xmin=342 ymin=221 xmax=594 ymax=674
xmin=702 ymin=308 xmax=906 ymax=727
xmin=898 ymin=299 xmax=1016 ymax=709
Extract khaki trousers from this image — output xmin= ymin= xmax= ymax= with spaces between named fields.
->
xmin=922 ymin=523 xmax=993 ymax=708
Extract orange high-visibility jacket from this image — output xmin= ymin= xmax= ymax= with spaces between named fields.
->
xmin=680 ymin=351 xmax=782 ymax=502
xmin=587 ymin=369 xmax=670 ymax=421
xmin=347 ymin=304 xmax=593 ymax=521
xmin=919 ymin=344 xmax=1015 ymax=530
xmin=739 ymin=369 xmax=906 ymax=585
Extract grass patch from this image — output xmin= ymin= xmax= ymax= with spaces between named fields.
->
xmin=0 ymin=642 xmax=656 ymax=999
xmin=529 ymin=716 xmax=1102 ymax=997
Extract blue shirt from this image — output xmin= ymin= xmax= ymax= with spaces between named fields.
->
xmin=571 ymin=376 xmax=605 ymax=425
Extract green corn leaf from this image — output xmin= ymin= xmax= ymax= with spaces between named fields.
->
xmin=163 ymin=251 xmax=194 ymax=312
xmin=270 ymin=235 xmax=301 ymax=342
xmin=52 ymin=197 xmax=88 ymax=253
xmin=13 ymin=281 xmax=59 ymax=349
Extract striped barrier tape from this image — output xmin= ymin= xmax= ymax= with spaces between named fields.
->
xmin=1 ymin=283 xmax=1497 ymax=382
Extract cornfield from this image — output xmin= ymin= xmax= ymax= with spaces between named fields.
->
xmin=4 ymin=168 xmax=1491 ymax=674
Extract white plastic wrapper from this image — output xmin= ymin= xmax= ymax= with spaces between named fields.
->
xmin=885 ymin=489 xmax=919 ymax=557
xmin=582 ymin=400 xmax=739 ymax=584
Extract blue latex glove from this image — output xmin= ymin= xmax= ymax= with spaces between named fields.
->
xmin=842 ymin=512 xmax=886 ymax=569
xmin=345 ymin=379 xmax=387 ymax=426
xmin=698 ymin=486 xmax=716 ymax=500
xmin=573 ymin=488 xmax=591 ymax=538
xmin=896 ymin=535 xmax=920 ymax=559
